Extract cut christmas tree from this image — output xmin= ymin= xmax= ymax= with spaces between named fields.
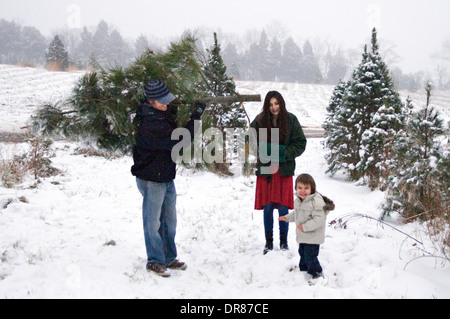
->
xmin=32 ymin=34 xmax=260 ymax=156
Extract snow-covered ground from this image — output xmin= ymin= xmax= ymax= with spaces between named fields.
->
xmin=0 ymin=65 xmax=84 ymax=133
xmin=0 ymin=65 xmax=449 ymax=299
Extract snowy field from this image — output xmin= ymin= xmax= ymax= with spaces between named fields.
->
xmin=1 ymin=64 xmax=449 ymax=132
xmin=0 ymin=65 xmax=450 ymax=299
xmin=0 ymin=65 xmax=84 ymax=133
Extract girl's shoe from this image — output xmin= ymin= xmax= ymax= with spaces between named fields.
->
xmin=308 ymin=272 xmax=324 ymax=286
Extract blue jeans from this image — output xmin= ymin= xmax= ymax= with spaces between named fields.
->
xmin=136 ymin=178 xmax=178 ymax=265
xmin=263 ymin=202 xmax=289 ymax=235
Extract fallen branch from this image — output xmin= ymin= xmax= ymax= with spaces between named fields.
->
xmin=329 ymin=213 xmax=424 ymax=246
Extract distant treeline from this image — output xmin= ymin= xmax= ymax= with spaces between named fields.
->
xmin=0 ymin=18 xmax=446 ymax=90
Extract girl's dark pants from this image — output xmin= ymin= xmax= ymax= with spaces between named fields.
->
xmin=299 ymin=244 xmax=322 ymax=277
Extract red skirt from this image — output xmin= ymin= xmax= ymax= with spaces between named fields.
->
xmin=255 ymin=172 xmax=294 ymax=210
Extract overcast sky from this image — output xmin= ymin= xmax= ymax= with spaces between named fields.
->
xmin=2 ymin=0 xmax=449 ymax=72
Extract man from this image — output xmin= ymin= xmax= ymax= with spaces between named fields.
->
xmin=132 ymin=80 xmax=205 ymax=277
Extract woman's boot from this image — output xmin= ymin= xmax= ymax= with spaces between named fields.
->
xmin=280 ymin=232 xmax=289 ymax=251
xmin=263 ymin=232 xmax=273 ymax=255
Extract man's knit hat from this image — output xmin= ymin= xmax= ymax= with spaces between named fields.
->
xmin=144 ymin=80 xmax=176 ymax=105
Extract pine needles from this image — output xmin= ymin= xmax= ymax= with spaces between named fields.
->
xmin=31 ymin=35 xmax=205 ymax=155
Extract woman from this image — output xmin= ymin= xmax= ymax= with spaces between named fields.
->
xmin=251 ymin=91 xmax=307 ymax=254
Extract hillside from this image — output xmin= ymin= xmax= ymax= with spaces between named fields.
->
xmin=1 ymin=64 xmax=449 ymax=135
xmin=0 ymin=65 xmax=83 ymax=134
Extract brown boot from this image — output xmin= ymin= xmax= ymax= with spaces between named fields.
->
xmin=147 ymin=262 xmax=171 ymax=278
xmin=167 ymin=259 xmax=187 ymax=271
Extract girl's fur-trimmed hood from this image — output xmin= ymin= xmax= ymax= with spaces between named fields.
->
xmin=321 ymin=195 xmax=335 ymax=212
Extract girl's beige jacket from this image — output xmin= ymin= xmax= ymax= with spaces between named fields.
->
xmin=285 ymin=193 xmax=335 ymax=245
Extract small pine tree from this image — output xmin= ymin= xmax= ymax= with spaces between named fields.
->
xmin=87 ymin=53 xmax=100 ymax=71
xmin=383 ymin=83 xmax=448 ymax=220
xmin=201 ymin=33 xmax=247 ymax=130
xmin=199 ymin=32 xmax=248 ymax=174
xmin=323 ymin=28 xmax=406 ymax=189
xmin=356 ymin=29 xmax=405 ymax=189
xmin=46 ymin=35 xmax=69 ymax=71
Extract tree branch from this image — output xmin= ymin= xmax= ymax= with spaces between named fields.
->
xmin=193 ymin=94 xmax=261 ymax=105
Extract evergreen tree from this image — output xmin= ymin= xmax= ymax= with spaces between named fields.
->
xmin=87 ymin=53 xmax=100 ymax=71
xmin=91 ymin=20 xmax=111 ymax=67
xmin=243 ymin=30 xmax=270 ymax=81
xmin=222 ymin=43 xmax=240 ymax=78
xmin=73 ymin=27 xmax=93 ymax=69
xmin=135 ymin=35 xmax=150 ymax=57
xmin=0 ymin=19 xmax=22 ymax=64
xmin=356 ymin=29 xmax=405 ymax=189
xmin=267 ymin=38 xmax=282 ymax=81
xmin=257 ymin=30 xmax=271 ymax=81
xmin=46 ymin=35 xmax=69 ymax=71
xmin=32 ymin=32 xmax=259 ymax=179
xmin=280 ymin=37 xmax=303 ymax=82
xmin=202 ymin=33 xmax=237 ymax=100
xmin=301 ymin=40 xmax=322 ymax=83
xmin=323 ymin=28 xmax=405 ymax=188
xmin=200 ymin=32 xmax=248 ymax=174
xmin=326 ymin=49 xmax=348 ymax=85
xmin=323 ymin=45 xmax=368 ymax=180
xmin=21 ymin=26 xmax=47 ymax=65
xmin=108 ymin=30 xmax=132 ymax=66
xmin=383 ymin=83 xmax=448 ymax=220
xmin=0 ymin=19 xmax=46 ymax=65
xmin=33 ymin=35 xmax=205 ymax=154
xmin=323 ymin=80 xmax=358 ymax=177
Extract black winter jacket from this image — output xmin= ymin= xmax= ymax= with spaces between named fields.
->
xmin=131 ymin=102 xmax=201 ymax=183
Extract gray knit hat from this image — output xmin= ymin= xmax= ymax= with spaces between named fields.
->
xmin=144 ymin=80 xmax=176 ymax=105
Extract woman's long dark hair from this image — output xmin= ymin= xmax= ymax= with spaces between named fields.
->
xmin=257 ymin=91 xmax=288 ymax=144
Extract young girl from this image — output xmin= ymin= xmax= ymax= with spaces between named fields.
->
xmin=279 ymin=174 xmax=335 ymax=280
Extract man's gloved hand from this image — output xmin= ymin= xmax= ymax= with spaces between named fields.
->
xmin=192 ymin=102 xmax=207 ymax=119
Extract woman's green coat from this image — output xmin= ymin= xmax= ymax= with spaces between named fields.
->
xmin=250 ymin=112 xmax=307 ymax=177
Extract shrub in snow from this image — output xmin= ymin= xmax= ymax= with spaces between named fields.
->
xmin=383 ymin=83 xmax=449 ymax=224
xmin=0 ymin=131 xmax=60 ymax=188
